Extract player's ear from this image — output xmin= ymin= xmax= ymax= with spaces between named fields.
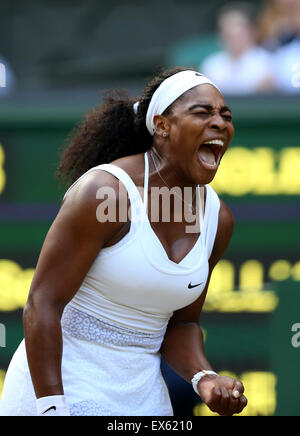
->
xmin=153 ymin=115 xmax=170 ymax=138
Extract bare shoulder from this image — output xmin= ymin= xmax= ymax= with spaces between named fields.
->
xmin=209 ymin=199 xmax=234 ymax=268
xmin=63 ymin=170 xmax=122 ymax=210
xmin=57 ymin=169 xmax=127 ymax=244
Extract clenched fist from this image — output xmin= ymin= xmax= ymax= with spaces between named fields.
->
xmin=197 ymin=374 xmax=248 ymax=416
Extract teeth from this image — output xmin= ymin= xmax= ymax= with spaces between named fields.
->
xmin=204 ymin=139 xmax=224 ymax=146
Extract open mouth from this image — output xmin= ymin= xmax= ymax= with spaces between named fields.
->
xmin=197 ymin=139 xmax=225 ymax=171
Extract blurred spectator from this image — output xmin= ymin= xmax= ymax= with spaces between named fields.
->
xmin=257 ymin=0 xmax=299 ymax=51
xmin=0 ymin=56 xmax=16 ymax=97
xmin=273 ymin=40 xmax=300 ymax=93
xmin=268 ymin=0 xmax=300 ymax=93
xmin=200 ymin=2 xmax=275 ymax=95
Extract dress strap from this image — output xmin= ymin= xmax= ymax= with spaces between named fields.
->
xmin=198 ymin=186 xmax=204 ymax=233
xmin=143 ymin=152 xmax=150 ymax=211
xmin=202 ymin=184 xmax=221 ymax=258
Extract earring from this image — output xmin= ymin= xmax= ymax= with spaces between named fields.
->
xmin=163 ymin=132 xmax=168 ymax=137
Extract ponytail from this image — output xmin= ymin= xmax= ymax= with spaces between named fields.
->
xmin=57 ymin=66 xmax=192 ymax=187
xmin=57 ymin=90 xmax=150 ymax=186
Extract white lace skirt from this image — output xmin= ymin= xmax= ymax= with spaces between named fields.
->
xmin=0 ymin=306 xmax=173 ymax=416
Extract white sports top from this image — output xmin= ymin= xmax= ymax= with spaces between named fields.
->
xmin=64 ymin=153 xmax=220 ymax=335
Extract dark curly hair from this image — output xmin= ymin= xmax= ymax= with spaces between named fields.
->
xmin=56 ymin=66 xmax=193 ymax=187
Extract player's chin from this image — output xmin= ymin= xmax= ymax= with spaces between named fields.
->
xmin=191 ymin=156 xmax=220 ymax=185
xmin=193 ymin=166 xmax=219 ymax=186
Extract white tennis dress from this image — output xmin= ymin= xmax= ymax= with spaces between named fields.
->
xmin=0 ymin=153 xmax=220 ymax=416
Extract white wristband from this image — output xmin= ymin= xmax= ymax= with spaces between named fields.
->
xmin=36 ymin=395 xmax=70 ymax=416
xmin=191 ymin=370 xmax=218 ymax=396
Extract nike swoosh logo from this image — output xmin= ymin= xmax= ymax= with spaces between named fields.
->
xmin=188 ymin=282 xmax=203 ymax=289
xmin=42 ymin=406 xmax=57 ymax=414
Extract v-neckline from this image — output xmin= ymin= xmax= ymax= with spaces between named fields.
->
xmin=144 ymin=219 xmax=205 ymax=266
xmin=142 ymin=152 xmax=207 ymax=266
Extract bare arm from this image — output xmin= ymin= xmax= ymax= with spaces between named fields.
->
xmin=160 ymin=200 xmax=248 ymax=415
xmin=23 ymin=171 xmax=125 ymax=399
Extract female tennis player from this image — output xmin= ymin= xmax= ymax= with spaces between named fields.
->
xmin=0 ymin=67 xmax=247 ymax=416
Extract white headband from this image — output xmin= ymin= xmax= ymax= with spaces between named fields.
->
xmin=144 ymin=70 xmax=220 ymax=135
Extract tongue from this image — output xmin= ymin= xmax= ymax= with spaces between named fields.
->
xmin=198 ymin=146 xmax=216 ymax=165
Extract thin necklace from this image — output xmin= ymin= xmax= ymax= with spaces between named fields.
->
xmin=149 ymin=149 xmax=199 ymax=214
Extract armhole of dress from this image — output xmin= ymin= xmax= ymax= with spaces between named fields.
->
xmin=204 ymin=185 xmax=221 ymax=260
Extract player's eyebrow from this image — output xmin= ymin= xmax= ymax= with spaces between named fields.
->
xmin=188 ymin=103 xmax=232 ymax=114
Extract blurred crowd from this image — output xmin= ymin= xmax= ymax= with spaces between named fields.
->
xmin=1 ymin=0 xmax=300 ymax=97
xmin=200 ymin=0 xmax=300 ymax=95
